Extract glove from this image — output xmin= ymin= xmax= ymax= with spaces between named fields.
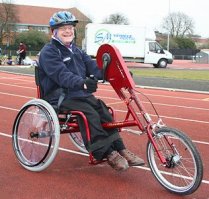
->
xmin=84 ymin=76 xmax=98 ymax=93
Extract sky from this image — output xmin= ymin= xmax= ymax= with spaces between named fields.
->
xmin=3 ymin=0 xmax=209 ymax=38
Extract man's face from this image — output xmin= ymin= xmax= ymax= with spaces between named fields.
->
xmin=57 ymin=25 xmax=75 ymax=45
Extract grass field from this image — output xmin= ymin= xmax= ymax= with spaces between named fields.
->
xmin=130 ymin=68 xmax=209 ymax=81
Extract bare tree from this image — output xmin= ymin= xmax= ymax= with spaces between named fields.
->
xmin=0 ymin=0 xmax=18 ymax=45
xmin=102 ymin=13 xmax=129 ymax=25
xmin=162 ymin=12 xmax=194 ymax=38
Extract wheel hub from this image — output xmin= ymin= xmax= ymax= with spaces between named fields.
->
xmin=165 ymin=154 xmax=180 ymax=168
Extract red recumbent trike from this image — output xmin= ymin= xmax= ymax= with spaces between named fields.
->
xmin=12 ymin=44 xmax=203 ymax=195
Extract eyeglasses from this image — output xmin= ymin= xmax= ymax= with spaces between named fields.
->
xmin=58 ymin=26 xmax=75 ymax=31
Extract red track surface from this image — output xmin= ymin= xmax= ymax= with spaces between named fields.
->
xmin=0 ymin=71 xmax=209 ymax=198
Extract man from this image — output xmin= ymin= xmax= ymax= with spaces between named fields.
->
xmin=17 ymin=42 xmax=26 ymax=65
xmin=39 ymin=11 xmax=144 ymax=171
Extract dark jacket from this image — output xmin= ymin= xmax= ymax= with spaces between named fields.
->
xmin=39 ymin=39 xmax=102 ymax=105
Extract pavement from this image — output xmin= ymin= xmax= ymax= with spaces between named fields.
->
xmin=1 ymin=61 xmax=209 ymax=94
xmin=0 ymin=65 xmax=35 ymax=75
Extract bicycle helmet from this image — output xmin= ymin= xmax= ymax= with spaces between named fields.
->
xmin=49 ymin=11 xmax=78 ymax=29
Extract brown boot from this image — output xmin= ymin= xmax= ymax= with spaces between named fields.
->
xmin=107 ymin=151 xmax=129 ymax=171
xmin=119 ymin=149 xmax=145 ymax=166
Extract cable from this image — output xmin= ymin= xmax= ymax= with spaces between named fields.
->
xmin=133 ymin=88 xmax=160 ymax=119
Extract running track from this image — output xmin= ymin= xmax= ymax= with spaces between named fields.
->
xmin=0 ymin=71 xmax=209 ymax=199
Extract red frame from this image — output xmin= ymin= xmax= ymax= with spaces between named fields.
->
xmin=36 ymin=44 xmax=167 ymax=165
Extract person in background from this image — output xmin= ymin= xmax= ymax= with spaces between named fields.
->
xmin=7 ymin=55 xmax=13 ymax=65
xmin=39 ymin=11 xmax=145 ymax=171
xmin=17 ymin=42 xmax=26 ymax=65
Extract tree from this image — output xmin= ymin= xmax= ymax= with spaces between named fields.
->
xmin=159 ymin=37 xmax=178 ymax=49
xmin=0 ymin=0 xmax=18 ymax=45
xmin=159 ymin=37 xmax=196 ymax=49
xmin=174 ymin=37 xmax=196 ymax=49
xmin=14 ymin=30 xmax=50 ymax=51
xmin=102 ymin=13 xmax=129 ymax=25
xmin=201 ymin=40 xmax=209 ymax=49
xmin=162 ymin=12 xmax=194 ymax=38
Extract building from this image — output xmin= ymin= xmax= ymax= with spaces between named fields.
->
xmin=192 ymin=37 xmax=209 ymax=49
xmin=1 ymin=4 xmax=91 ymax=47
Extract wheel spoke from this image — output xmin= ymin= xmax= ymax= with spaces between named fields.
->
xmin=12 ymin=99 xmax=60 ymax=171
xmin=147 ymin=127 xmax=203 ymax=195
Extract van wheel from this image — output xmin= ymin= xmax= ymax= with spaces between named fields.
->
xmin=157 ymin=59 xmax=167 ymax=68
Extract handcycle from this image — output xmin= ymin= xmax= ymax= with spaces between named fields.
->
xmin=12 ymin=44 xmax=203 ymax=195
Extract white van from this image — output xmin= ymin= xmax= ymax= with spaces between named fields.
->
xmin=82 ymin=23 xmax=173 ymax=68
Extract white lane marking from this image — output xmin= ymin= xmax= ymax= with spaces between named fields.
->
xmin=0 ymin=82 xmax=35 ymax=90
xmin=0 ymin=91 xmax=33 ymax=99
xmin=0 ymin=70 xmax=34 ymax=77
xmin=106 ymin=99 xmax=209 ymax=112
xmin=1 ymin=131 xmax=209 ymax=185
xmin=0 ymin=76 xmax=34 ymax=82
xmin=0 ymin=105 xmax=19 ymax=111
xmin=98 ymin=88 xmax=209 ymax=101
xmin=1 ymin=89 xmax=209 ymax=113
xmin=0 ymin=104 xmax=209 ymax=125
xmin=0 ymin=78 xmax=208 ymax=102
xmin=110 ymin=108 xmax=209 ymax=124
xmin=1 ymin=88 xmax=209 ymax=114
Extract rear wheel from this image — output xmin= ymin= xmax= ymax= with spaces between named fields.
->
xmin=60 ymin=114 xmax=88 ymax=153
xmin=146 ymin=127 xmax=203 ymax=195
xmin=12 ymin=99 xmax=60 ymax=172
xmin=68 ymin=132 xmax=88 ymax=153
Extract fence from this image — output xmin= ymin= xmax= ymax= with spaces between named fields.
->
xmin=170 ymin=48 xmax=200 ymax=60
xmin=1 ymin=50 xmax=40 ymax=57
xmin=0 ymin=48 xmax=202 ymax=62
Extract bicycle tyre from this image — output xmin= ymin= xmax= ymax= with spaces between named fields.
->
xmin=146 ymin=127 xmax=203 ymax=195
xmin=12 ymin=99 xmax=60 ymax=172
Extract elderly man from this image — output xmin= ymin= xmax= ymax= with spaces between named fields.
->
xmin=38 ymin=11 xmax=144 ymax=171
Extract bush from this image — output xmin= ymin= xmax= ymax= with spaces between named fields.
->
xmin=14 ymin=30 xmax=50 ymax=51
xmin=174 ymin=37 xmax=196 ymax=49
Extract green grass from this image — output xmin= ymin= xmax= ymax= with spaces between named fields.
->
xmin=130 ymin=69 xmax=209 ymax=81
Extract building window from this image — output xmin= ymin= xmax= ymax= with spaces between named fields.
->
xmin=16 ymin=25 xmax=29 ymax=32
xmin=15 ymin=25 xmax=49 ymax=33
xmin=32 ymin=26 xmax=49 ymax=33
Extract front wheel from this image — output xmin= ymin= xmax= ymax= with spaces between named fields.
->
xmin=153 ymin=59 xmax=167 ymax=68
xmin=146 ymin=127 xmax=203 ymax=195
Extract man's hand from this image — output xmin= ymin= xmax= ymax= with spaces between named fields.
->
xmin=84 ymin=76 xmax=98 ymax=93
